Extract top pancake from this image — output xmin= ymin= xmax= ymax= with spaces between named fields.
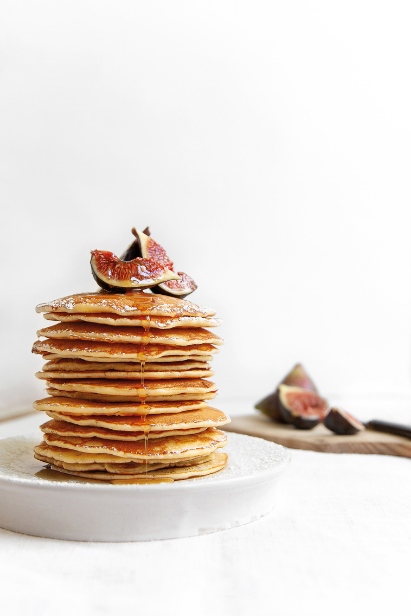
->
xmin=43 ymin=312 xmax=222 ymax=329
xmin=37 ymin=322 xmax=224 ymax=346
xmin=36 ymin=291 xmax=216 ymax=318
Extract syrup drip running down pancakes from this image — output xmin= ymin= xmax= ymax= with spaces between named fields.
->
xmin=33 ymin=290 xmax=229 ymax=482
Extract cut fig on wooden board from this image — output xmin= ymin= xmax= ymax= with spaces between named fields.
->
xmin=255 ymin=363 xmax=318 ymax=422
xmin=324 ymin=407 xmax=364 ymax=435
xmin=278 ymin=384 xmax=329 ymax=430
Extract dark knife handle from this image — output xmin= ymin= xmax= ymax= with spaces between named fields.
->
xmin=367 ymin=420 xmax=411 ymax=440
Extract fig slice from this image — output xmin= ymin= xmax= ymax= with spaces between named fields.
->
xmin=255 ymin=363 xmax=317 ymax=422
xmin=323 ymin=407 xmax=364 ymax=435
xmin=90 ymin=250 xmax=180 ymax=292
xmin=278 ymin=384 xmax=329 ymax=430
xmin=156 ymin=272 xmax=198 ymax=298
xmin=122 ymin=228 xmax=197 ymax=298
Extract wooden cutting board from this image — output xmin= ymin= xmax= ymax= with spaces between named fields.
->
xmin=224 ymin=414 xmax=411 ymax=458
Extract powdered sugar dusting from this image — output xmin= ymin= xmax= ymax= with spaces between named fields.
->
xmin=36 ymin=292 xmax=217 ymax=317
xmin=0 ymin=433 xmax=290 ymax=488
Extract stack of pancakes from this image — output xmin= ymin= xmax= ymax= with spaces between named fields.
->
xmin=32 ymin=291 xmax=230 ymax=482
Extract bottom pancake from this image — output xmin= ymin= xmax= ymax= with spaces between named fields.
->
xmin=48 ymin=452 xmax=228 ymax=482
xmin=35 ymin=449 xmax=213 ymax=472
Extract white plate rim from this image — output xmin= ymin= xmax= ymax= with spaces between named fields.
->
xmin=0 ymin=432 xmax=291 ymax=492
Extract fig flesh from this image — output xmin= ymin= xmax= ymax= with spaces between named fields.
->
xmin=323 ymin=407 xmax=364 ymax=435
xmin=278 ymin=384 xmax=329 ymax=430
xmin=121 ymin=228 xmax=197 ymax=298
xmin=90 ymin=250 xmax=179 ymax=292
xmin=156 ymin=271 xmax=197 ymax=298
xmin=255 ymin=363 xmax=317 ymax=422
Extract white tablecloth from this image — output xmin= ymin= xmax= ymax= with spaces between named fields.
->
xmin=1 ymin=410 xmax=410 ymax=616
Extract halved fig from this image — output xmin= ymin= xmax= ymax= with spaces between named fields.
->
xmin=278 ymin=384 xmax=329 ymax=430
xmin=282 ymin=363 xmax=318 ymax=392
xmin=90 ymin=250 xmax=180 ymax=292
xmin=255 ymin=363 xmax=317 ymax=422
xmin=255 ymin=390 xmax=284 ymax=422
xmin=121 ymin=228 xmax=197 ymax=298
xmin=324 ymin=407 xmax=364 ymax=435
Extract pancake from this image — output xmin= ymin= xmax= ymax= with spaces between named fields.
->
xmin=39 ymin=353 xmax=214 ymax=363
xmin=34 ymin=396 xmax=210 ymax=415
xmin=44 ymin=378 xmax=217 ymax=398
xmin=39 ymin=369 xmax=215 ymax=380
xmin=49 ymin=453 xmax=228 ymax=482
xmin=35 ymin=454 xmax=169 ymax=472
xmin=40 ymin=419 xmax=207 ymax=441
xmin=43 ymin=312 xmax=222 ymax=329
xmin=35 ymin=453 xmax=213 ymax=472
xmin=37 ymin=368 xmax=214 ymax=380
xmin=33 ymin=289 xmax=228 ymax=482
xmin=45 ymin=388 xmax=217 ymax=402
xmin=42 ymin=359 xmax=210 ymax=372
xmin=34 ymin=441 xmax=212 ymax=466
xmin=36 ymin=291 xmax=216 ymax=317
xmin=45 ymin=407 xmax=230 ymax=430
xmin=37 ymin=322 xmax=224 ymax=346
xmin=32 ymin=339 xmax=218 ymax=360
xmin=42 ymin=427 xmax=228 ymax=459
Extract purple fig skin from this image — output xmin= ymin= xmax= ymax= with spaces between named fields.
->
xmin=324 ymin=407 xmax=364 ymax=435
xmin=278 ymin=384 xmax=329 ymax=430
xmin=255 ymin=391 xmax=284 ymax=422
xmin=281 ymin=363 xmax=318 ymax=392
xmin=255 ymin=363 xmax=317 ymax=422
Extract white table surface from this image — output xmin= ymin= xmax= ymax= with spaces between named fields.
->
xmin=1 ymin=401 xmax=410 ymax=616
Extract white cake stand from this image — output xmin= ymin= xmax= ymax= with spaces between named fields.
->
xmin=0 ymin=432 xmax=290 ymax=542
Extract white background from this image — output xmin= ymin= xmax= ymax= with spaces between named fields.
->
xmin=1 ymin=0 xmax=411 ymax=418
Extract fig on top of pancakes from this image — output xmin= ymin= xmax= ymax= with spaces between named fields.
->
xmin=32 ymin=241 xmax=229 ymax=482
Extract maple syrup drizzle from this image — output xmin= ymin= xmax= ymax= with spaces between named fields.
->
xmin=138 ymin=392 xmax=148 ymax=415
xmin=137 ymin=314 xmax=153 ymax=476
xmin=143 ymin=425 xmax=151 ymax=475
xmin=139 ymin=315 xmax=152 ymax=385
xmin=137 ymin=362 xmax=149 ymax=475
